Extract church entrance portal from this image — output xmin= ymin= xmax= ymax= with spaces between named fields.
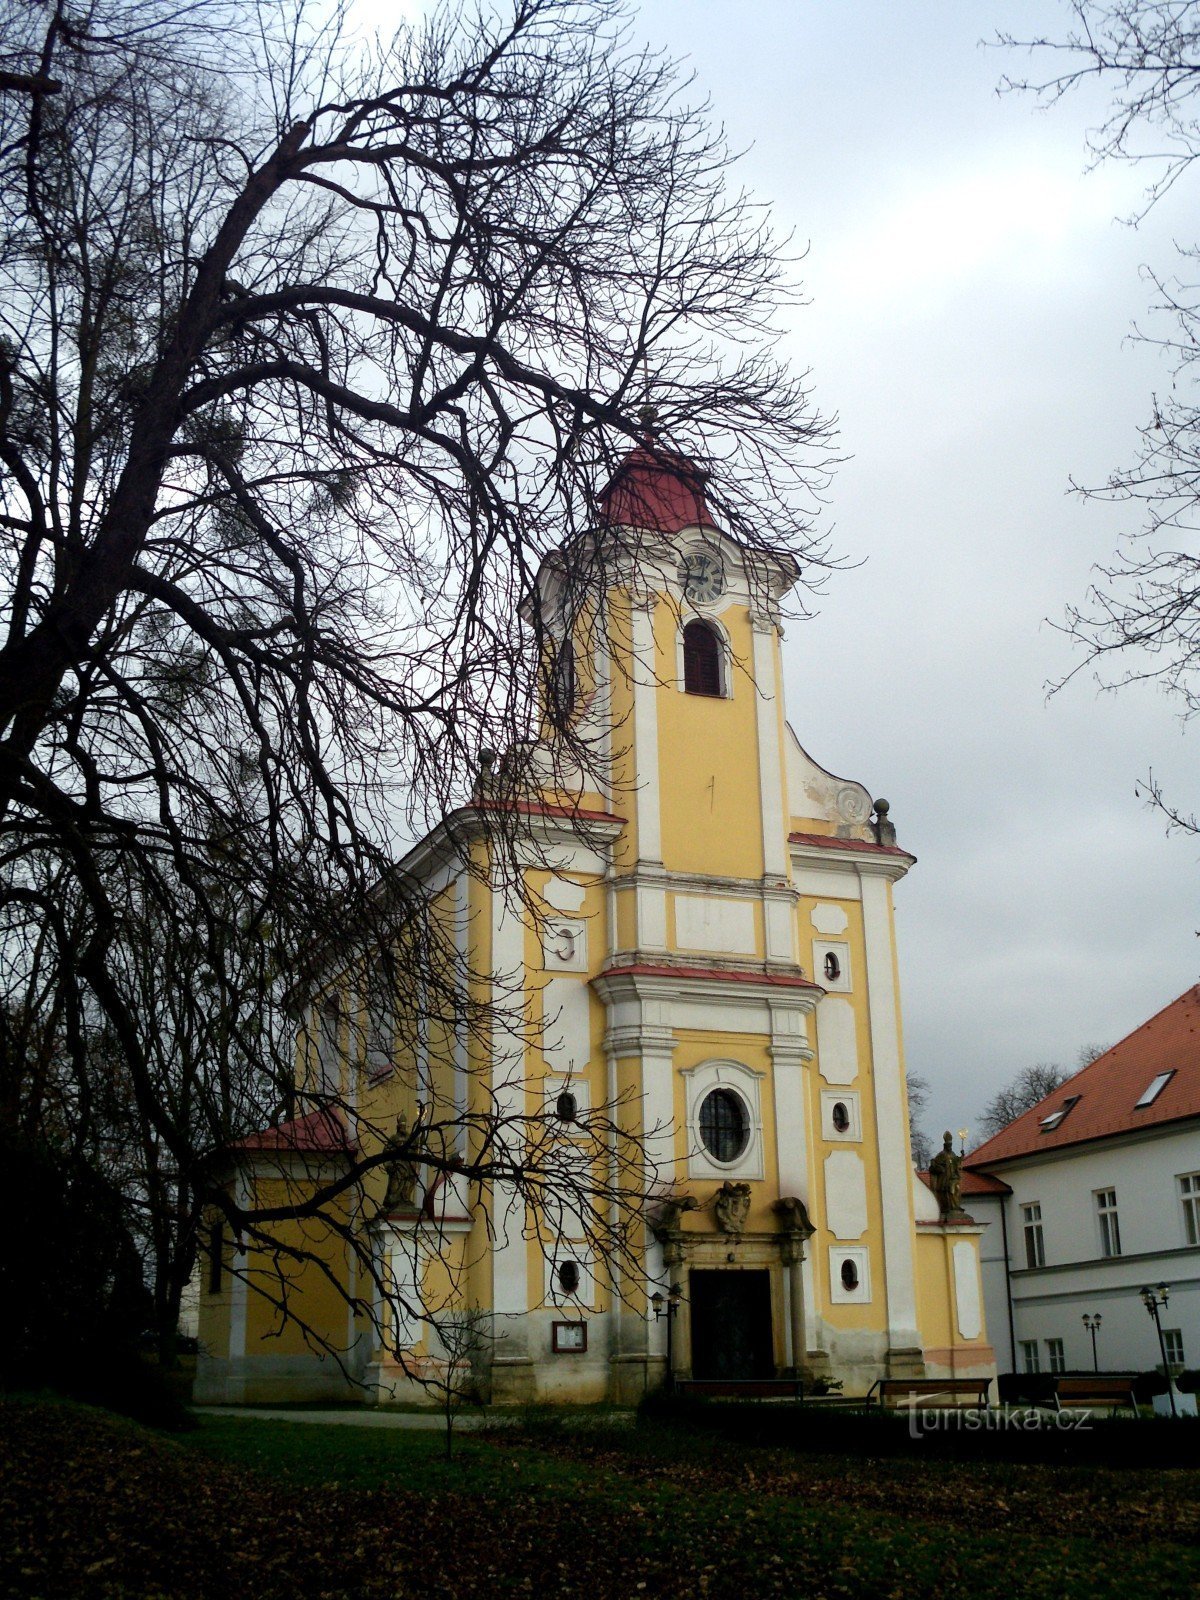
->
xmin=688 ymin=1269 xmax=774 ymax=1380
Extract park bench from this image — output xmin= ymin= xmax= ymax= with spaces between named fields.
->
xmin=868 ymin=1376 xmax=992 ymax=1411
xmin=674 ymin=1378 xmax=804 ymax=1402
xmin=1051 ymin=1376 xmax=1138 ymax=1414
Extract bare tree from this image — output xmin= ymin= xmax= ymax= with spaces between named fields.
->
xmin=1001 ymin=4 xmax=1200 ymax=806
xmin=0 ymin=0 xmax=834 ymax=1383
xmin=906 ymin=1072 xmax=934 ymax=1168
xmin=977 ymin=1063 xmax=1068 ymax=1140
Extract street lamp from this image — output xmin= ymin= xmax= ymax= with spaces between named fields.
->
xmin=1140 ymin=1283 xmax=1177 ymax=1417
xmin=1081 ymin=1312 xmax=1103 ymax=1373
xmin=651 ymin=1282 xmax=683 ymax=1393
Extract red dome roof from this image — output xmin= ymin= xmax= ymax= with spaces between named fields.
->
xmin=598 ymin=446 xmax=719 ymax=534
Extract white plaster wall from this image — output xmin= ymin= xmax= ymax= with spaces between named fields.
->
xmin=953 ymin=1240 xmax=982 ymax=1340
xmin=977 ymin=1124 xmax=1200 ymax=1373
xmin=815 ymin=997 xmax=858 ymax=1085
xmin=541 ymin=976 xmax=590 ymax=1075
xmin=823 ymin=1149 xmax=868 ymax=1240
xmin=674 ymin=893 xmax=756 ymax=955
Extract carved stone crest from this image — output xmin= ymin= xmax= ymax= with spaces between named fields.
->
xmin=714 ymin=1180 xmax=752 ymax=1236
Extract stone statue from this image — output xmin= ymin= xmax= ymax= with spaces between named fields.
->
xmin=381 ymin=1112 xmax=420 ymax=1212
xmin=653 ymin=1192 xmax=699 ymax=1238
xmin=714 ymin=1180 xmax=752 ymax=1236
xmin=929 ymin=1130 xmax=964 ymax=1218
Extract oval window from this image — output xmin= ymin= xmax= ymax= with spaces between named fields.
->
xmin=840 ymin=1258 xmax=860 ymax=1292
xmin=823 ymin=951 xmax=841 ymax=983
xmin=832 ymin=1101 xmax=850 ymax=1134
xmin=555 ymin=1090 xmax=578 ymax=1123
xmin=698 ymin=1087 xmax=749 ymax=1164
xmin=557 ymin=1260 xmax=581 ymax=1296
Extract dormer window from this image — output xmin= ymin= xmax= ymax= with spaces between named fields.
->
xmin=1135 ymin=1070 xmax=1174 ymax=1108
xmin=1039 ymin=1094 xmax=1081 ymax=1132
xmin=682 ymin=619 xmax=722 ymax=696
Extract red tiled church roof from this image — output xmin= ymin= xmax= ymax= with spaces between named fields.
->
xmin=966 ymin=983 xmax=1200 ymax=1168
xmin=788 ymin=830 xmax=914 ymax=860
xmin=598 ymin=446 xmax=718 ymax=534
xmin=918 ymin=1168 xmax=1011 ymax=1197
xmin=235 ymin=1107 xmax=357 ymax=1155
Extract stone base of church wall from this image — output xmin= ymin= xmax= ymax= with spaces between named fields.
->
xmin=193 ymin=1353 xmax=361 ymax=1406
xmin=488 ymin=1355 xmax=538 ymax=1406
xmin=884 ymin=1345 xmax=927 ymax=1380
xmin=920 ymin=1345 xmax=996 ymax=1383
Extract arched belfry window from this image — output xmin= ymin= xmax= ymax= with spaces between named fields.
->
xmin=682 ymin=619 xmax=722 ymax=697
xmin=548 ymin=638 xmax=577 ymax=728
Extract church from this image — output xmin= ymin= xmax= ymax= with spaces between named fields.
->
xmin=195 ymin=440 xmax=993 ymax=1407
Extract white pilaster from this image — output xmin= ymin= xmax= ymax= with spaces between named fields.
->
xmin=750 ymin=615 xmax=788 ymax=880
xmin=859 ymin=867 xmax=920 ymax=1351
xmin=490 ymin=868 xmax=529 ymax=1321
xmin=629 ymin=593 xmax=667 ymax=951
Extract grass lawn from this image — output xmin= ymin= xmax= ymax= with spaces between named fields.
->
xmin=3 ymin=1396 xmax=1199 ymax=1598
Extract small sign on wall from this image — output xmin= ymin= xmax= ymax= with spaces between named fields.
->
xmin=551 ymin=1320 xmax=588 ymax=1353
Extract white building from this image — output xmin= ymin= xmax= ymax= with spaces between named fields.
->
xmin=965 ymin=984 xmax=1200 ymax=1385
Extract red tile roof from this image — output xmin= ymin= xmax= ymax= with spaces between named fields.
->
xmin=789 ymin=830 xmax=914 ymax=860
xmin=918 ymin=1168 xmax=1010 ymax=1197
xmin=235 ymin=1107 xmax=357 ymax=1155
xmin=598 ymin=446 xmax=718 ymax=534
xmin=967 ymin=983 xmax=1200 ymax=1168
xmin=600 ymin=961 xmax=822 ymax=991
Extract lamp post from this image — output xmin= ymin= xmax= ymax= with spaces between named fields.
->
xmin=1140 ymin=1283 xmax=1177 ymax=1417
xmin=651 ymin=1283 xmax=683 ymax=1393
xmin=1081 ymin=1312 xmax=1102 ymax=1373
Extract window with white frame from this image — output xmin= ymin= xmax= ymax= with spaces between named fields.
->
xmin=1020 ymin=1340 xmax=1040 ymax=1374
xmin=1095 ymin=1188 xmax=1122 ymax=1257
xmin=1163 ymin=1329 xmax=1185 ymax=1373
xmin=683 ymin=1060 xmax=764 ymax=1181
xmin=1021 ymin=1202 xmax=1045 ymax=1269
xmin=1180 ymin=1172 xmax=1200 ymax=1247
xmin=1046 ymin=1337 xmax=1066 ymax=1374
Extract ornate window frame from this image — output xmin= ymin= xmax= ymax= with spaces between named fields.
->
xmin=682 ymin=1058 xmax=765 ymax=1181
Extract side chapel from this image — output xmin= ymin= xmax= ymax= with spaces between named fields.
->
xmin=195 ymin=442 xmax=993 ymax=1406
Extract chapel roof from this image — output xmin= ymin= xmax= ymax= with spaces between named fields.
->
xmin=235 ymin=1106 xmax=357 ymax=1155
xmin=966 ymin=983 xmax=1200 ymax=1168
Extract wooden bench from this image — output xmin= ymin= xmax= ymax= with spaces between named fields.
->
xmin=674 ymin=1378 xmax=804 ymax=1402
xmin=1051 ymin=1376 xmax=1138 ymax=1414
xmin=868 ymin=1377 xmax=992 ymax=1411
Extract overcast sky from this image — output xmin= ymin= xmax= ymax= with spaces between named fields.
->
xmin=361 ymin=1 xmax=1200 ymax=1144
xmin=628 ymin=0 xmax=1200 ymax=1143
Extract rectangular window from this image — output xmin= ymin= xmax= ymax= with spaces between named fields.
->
xmin=1095 ymin=1188 xmax=1122 ymax=1258
xmin=1021 ymin=1202 xmax=1045 ymax=1269
xmin=1180 ymin=1173 xmax=1200 ymax=1246
xmin=207 ymin=1222 xmax=224 ymax=1294
xmin=1163 ymin=1329 xmax=1185 ymax=1373
xmin=1020 ymin=1340 xmax=1041 ymax=1374
xmin=1046 ymin=1337 xmax=1066 ymax=1374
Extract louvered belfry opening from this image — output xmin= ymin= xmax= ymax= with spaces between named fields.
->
xmin=683 ymin=619 xmax=722 ymax=696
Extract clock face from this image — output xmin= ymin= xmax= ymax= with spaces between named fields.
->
xmin=678 ymin=548 xmax=725 ymax=605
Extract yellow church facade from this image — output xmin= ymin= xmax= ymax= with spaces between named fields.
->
xmin=195 ymin=445 xmax=992 ymax=1407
